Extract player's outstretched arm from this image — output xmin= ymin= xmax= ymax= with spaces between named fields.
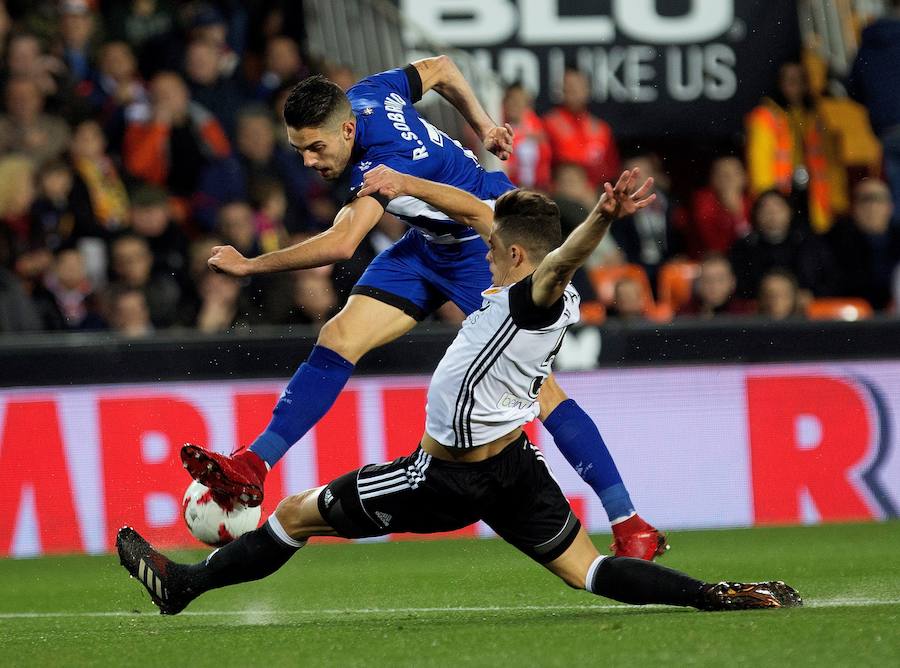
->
xmin=208 ymin=196 xmax=385 ymax=276
xmin=357 ymin=164 xmax=494 ymax=240
xmin=412 ymin=55 xmax=513 ymax=160
xmin=530 ymin=169 xmax=655 ymax=307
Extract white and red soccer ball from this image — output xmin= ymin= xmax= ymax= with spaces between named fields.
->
xmin=182 ymin=480 xmax=262 ymax=546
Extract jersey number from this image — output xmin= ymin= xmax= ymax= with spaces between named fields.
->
xmin=528 ymin=328 xmax=568 ymax=400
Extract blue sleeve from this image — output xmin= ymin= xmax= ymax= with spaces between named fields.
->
xmin=352 ymin=65 xmax=423 ymax=105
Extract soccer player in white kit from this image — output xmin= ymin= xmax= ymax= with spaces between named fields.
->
xmin=117 ymin=170 xmax=801 ymax=614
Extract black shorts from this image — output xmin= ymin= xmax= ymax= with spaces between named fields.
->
xmin=317 ymin=433 xmax=580 ymax=564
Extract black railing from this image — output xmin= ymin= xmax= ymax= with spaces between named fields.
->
xmin=3 ymin=317 xmax=900 ymax=388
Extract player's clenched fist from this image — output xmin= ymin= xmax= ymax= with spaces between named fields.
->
xmin=358 ymin=164 xmax=410 ymax=201
xmin=484 ymin=123 xmax=514 ymax=161
xmin=208 ymin=245 xmax=253 ymax=277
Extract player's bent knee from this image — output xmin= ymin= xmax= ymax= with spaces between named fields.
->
xmin=274 ymin=488 xmax=325 ymax=539
xmin=317 ymin=314 xmax=371 ymax=362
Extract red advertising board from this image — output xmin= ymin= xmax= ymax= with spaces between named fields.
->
xmin=2 ymin=362 xmax=897 ymax=557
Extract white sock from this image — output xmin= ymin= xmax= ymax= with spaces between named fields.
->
xmin=267 ymin=514 xmax=307 ymax=549
xmin=584 ymin=555 xmax=607 ymax=593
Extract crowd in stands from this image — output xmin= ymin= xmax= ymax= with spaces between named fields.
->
xmin=1 ymin=0 xmax=899 ymax=336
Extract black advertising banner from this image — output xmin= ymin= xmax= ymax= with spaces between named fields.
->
xmin=397 ymin=0 xmax=801 ymax=139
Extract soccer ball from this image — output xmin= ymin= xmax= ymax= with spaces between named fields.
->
xmin=182 ymin=480 xmax=262 ymax=546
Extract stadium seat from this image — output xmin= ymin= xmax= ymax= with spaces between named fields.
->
xmin=588 ymin=264 xmax=654 ymax=305
xmin=806 ymin=298 xmax=874 ymax=321
xmin=587 ymin=264 xmax=672 ymax=323
xmin=657 ymin=260 xmax=701 ymax=312
xmin=579 ymin=300 xmax=607 ymax=325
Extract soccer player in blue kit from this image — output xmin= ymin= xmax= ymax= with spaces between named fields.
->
xmin=184 ymin=56 xmax=666 ymax=559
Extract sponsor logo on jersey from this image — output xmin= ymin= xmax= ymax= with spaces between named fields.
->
xmin=498 ymin=392 xmax=532 ymax=411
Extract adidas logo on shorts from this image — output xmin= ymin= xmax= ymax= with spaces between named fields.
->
xmin=375 ymin=511 xmax=392 ymax=527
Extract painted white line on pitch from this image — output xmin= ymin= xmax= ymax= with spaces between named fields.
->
xmin=0 ymin=598 xmax=898 ymax=620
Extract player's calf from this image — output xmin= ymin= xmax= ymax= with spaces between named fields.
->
xmin=585 ymin=555 xmax=802 ymax=610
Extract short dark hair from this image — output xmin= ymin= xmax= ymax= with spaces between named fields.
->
xmin=283 ymin=75 xmax=350 ymax=129
xmin=759 ymin=267 xmax=798 ymax=291
xmin=750 ymin=188 xmax=792 ymax=225
xmin=493 ymin=189 xmax=562 ymax=261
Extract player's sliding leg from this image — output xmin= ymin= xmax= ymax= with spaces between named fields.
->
xmin=117 ymin=488 xmax=333 ymax=615
xmin=538 ymin=375 xmax=668 ymax=560
xmin=545 ymin=527 xmax=802 ymax=611
xmin=181 ymin=295 xmax=418 ymax=505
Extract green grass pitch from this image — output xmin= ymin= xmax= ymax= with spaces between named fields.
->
xmin=1 ymin=522 xmax=898 ymax=667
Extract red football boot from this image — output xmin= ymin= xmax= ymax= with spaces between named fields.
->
xmin=180 ymin=444 xmax=268 ymax=507
xmin=610 ymin=514 xmax=670 ymax=561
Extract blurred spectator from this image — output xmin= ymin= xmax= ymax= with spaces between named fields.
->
xmin=746 ymin=61 xmax=845 ymax=233
xmin=542 ymin=67 xmax=620 ymax=190
xmin=3 ymin=32 xmax=63 ymax=100
xmin=105 ymin=284 xmax=153 ymax=337
xmin=610 ymin=153 xmax=679 ymax=286
xmin=679 ymin=254 xmax=753 ymax=318
xmin=256 ymin=35 xmax=305 ymax=101
xmin=605 ymin=277 xmax=647 ymax=322
xmin=109 ymin=233 xmax=180 ymax=327
xmin=31 ymin=245 xmax=104 ymax=330
xmin=30 ymin=158 xmax=95 ymax=250
xmin=284 ymin=265 xmax=338 ymax=328
xmin=128 ymin=184 xmax=188 ymax=286
xmin=827 ymin=178 xmax=900 ymax=310
xmin=194 ymin=270 xmax=240 ymax=333
xmin=58 ymin=0 xmax=98 ymax=88
xmin=70 ymin=119 xmax=129 ymax=234
xmin=105 ymin=0 xmax=179 ymax=76
xmin=757 ymin=269 xmax=803 ymax=320
xmin=92 ymin=41 xmax=148 ymax=121
xmin=729 ymin=190 xmax=836 ymax=299
xmin=184 ymin=38 xmax=244 ymax=137
xmin=122 ymin=71 xmax=231 ymax=203
xmin=0 ymin=77 xmax=71 ymax=165
xmin=323 ymin=62 xmax=355 ymax=92
xmin=848 ymin=1 xmax=900 ymax=228
xmin=0 ymin=154 xmax=37 ymax=267
xmin=176 ymin=233 xmax=221 ymax=324
xmin=249 ymin=178 xmax=287 ymax=253
xmin=216 ymin=201 xmax=258 ymax=256
xmin=552 ymin=163 xmax=622 ymax=264
xmin=0 ymin=265 xmax=42 ymax=332
xmin=502 ymin=82 xmax=551 ymax=191
xmin=233 ymin=104 xmax=327 ymax=232
xmin=550 ymin=162 xmax=621 ymax=299
xmin=185 ymin=3 xmax=240 ymax=78
xmin=682 ymin=156 xmax=751 ymax=258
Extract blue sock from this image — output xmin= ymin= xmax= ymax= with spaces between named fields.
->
xmin=250 ymin=345 xmax=354 ymax=467
xmin=542 ymin=399 xmax=635 ymax=523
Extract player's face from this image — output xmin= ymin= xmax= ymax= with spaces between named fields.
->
xmin=286 ymin=120 xmax=355 ymax=180
xmin=486 ymin=229 xmax=512 ymax=285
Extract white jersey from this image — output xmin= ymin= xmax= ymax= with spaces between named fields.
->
xmin=426 ymin=276 xmax=580 ymax=448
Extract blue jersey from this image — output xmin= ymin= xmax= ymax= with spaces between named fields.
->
xmin=347 ymin=66 xmax=515 ymax=244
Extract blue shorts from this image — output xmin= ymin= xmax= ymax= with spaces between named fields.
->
xmin=351 ymin=230 xmax=492 ymax=319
